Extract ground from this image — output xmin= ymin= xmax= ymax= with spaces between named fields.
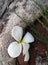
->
xmin=0 ymin=0 xmax=48 ymax=65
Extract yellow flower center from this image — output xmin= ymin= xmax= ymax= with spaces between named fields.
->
xmin=18 ymin=39 xmax=24 ymax=44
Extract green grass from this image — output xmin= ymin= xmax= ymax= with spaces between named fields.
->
xmin=32 ymin=13 xmax=48 ymax=31
xmin=15 ymin=13 xmax=48 ymax=45
xmin=15 ymin=1 xmax=48 ymax=45
xmin=34 ymin=1 xmax=48 ymax=22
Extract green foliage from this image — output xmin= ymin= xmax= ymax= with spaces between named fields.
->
xmin=34 ymin=1 xmax=48 ymax=22
xmin=32 ymin=1 xmax=48 ymax=31
xmin=29 ymin=23 xmax=48 ymax=45
xmin=32 ymin=13 xmax=48 ymax=31
xmin=16 ymin=13 xmax=48 ymax=45
xmin=15 ymin=1 xmax=48 ymax=45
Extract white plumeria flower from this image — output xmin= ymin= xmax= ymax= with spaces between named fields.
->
xmin=8 ymin=26 xmax=34 ymax=61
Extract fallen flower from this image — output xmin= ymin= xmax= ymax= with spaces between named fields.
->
xmin=8 ymin=26 xmax=34 ymax=61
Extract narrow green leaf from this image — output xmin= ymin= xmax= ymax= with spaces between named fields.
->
xmin=15 ymin=13 xmax=48 ymax=45
xmin=29 ymin=23 xmax=48 ymax=45
xmin=32 ymin=13 xmax=48 ymax=31
xmin=34 ymin=1 xmax=48 ymax=22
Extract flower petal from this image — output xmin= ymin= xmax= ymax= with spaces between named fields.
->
xmin=24 ymin=52 xmax=29 ymax=61
xmin=22 ymin=43 xmax=30 ymax=55
xmin=8 ymin=42 xmax=22 ymax=58
xmin=11 ymin=26 xmax=23 ymax=42
xmin=23 ymin=32 xmax=34 ymax=43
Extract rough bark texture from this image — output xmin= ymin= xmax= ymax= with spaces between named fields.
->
xmin=0 ymin=0 xmax=48 ymax=65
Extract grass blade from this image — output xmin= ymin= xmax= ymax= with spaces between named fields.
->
xmin=15 ymin=13 xmax=48 ymax=45
xmin=32 ymin=13 xmax=48 ymax=31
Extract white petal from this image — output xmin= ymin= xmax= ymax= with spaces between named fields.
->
xmin=23 ymin=43 xmax=30 ymax=55
xmin=11 ymin=26 xmax=23 ymax=42
xmin=8 ymin=42 xmax=22 ymax=58
xmin=24 ymin=52 xmax=29 ymax=61
xmin=23 ymin=32 xmax=34 ymax=43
